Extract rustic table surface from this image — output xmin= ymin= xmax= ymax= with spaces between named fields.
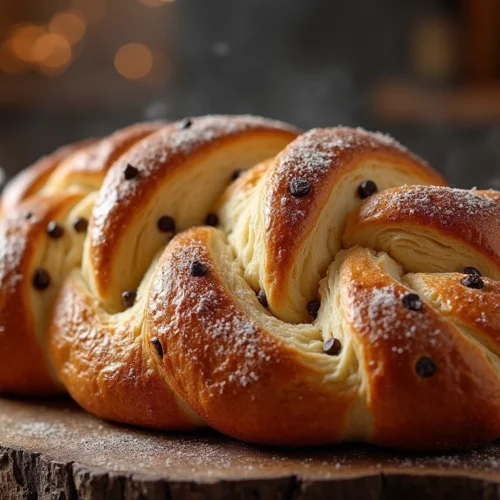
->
xmin=0 ymin=397 xmax=499 ymax=499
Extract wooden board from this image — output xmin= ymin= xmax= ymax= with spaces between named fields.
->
xmin=1 ymin=398 xmax=500 ymax=499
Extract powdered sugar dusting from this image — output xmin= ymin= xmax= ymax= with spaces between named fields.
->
xmin=360 ymin=186 xmax=499 ymax=226
xmin=149 ymin=242 xmax=277 ymax=395
xmin=276 ymin=126 xmax=413 ymax=181
xmin=160 ymin=115 xmax=299 ymax=156
xmin=345 ymin=282 xmax=444 ymax=356
xmin=0 ymin=212 xmax=29 ymax=294
xmin=91 ymin=115 xmax=298 ymax=253
xmin=269 ymin=127 xmax=422 ymax=228
xmin=4 ymin=114 xmax=500 ymax=454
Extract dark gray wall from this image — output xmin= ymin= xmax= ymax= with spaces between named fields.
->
xmin=1 ymin=0 xmax=499 ymax=189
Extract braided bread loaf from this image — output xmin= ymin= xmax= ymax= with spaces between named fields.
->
xmin=2 ymin=115 xmax=499 ymax=450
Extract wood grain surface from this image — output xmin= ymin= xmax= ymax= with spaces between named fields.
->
xmin=1 ymin=398 xmax=500 ymax=499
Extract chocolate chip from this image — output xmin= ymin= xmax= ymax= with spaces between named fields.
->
xmin=190 ymin=260 xmax=208 ymax=277
xmin=33 ymin=268 xmax=51 ymax=290
xmin=178 ymin=118 xmax=192 ymax=129
xmin=157 ymin=215 xmax=176 ymax=233
xmin=205 ymin=213 xmax=219 ymax=227
xmin=124 ymin=164 xmax=139 ymax=180
xmin=256 ymin=289 xmax=268 ymax=308
xmin=358 ymin=180 xmax=378 ymax=199
xmin=46 ymin=221 xmax=64 ymax=239
xmin=402 ymin=293 xmax=423 ymax=312
xmin=461 ymin=274 xmax=485 ymax=289
xmin=323 ymin=338 xmax=342 ymax=356
xmin=232 ymin=169 xmax=243 ymax=181
xmin=25 ymin=212 xmax=33 ymax=220
xmin=307 ymin=300 xmax=321 ymax=318
xmin=289 ymin=178 xmax=311 ymax=198
xmin=151 ymin=337 xmax=164 ymax=358
xmin=462 ymin=267 xmax=481 ymax=277
xmin=121 ymin=290 xmax=137 ymax=308
xmin=415 ymin=356 xmax=437 ymax=378
xmin=73 ymin=217 xmax=88 ymax=233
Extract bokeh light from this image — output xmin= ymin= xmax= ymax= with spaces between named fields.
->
xmin=7 ymin=25 xmax=46 ymax=62
xmin=114 ymin=43 xmax=153 ymax=80
xmin=32 ymin=34 xmax=72 ymax=74
xmin=49 ymin=11 xmax=86 ymax=45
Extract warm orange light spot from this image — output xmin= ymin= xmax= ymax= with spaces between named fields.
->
xmin=72 ymin=0 xmax=106 ymax=23
xmin=49 ymin=11 xmax=86 ymax=45
xmin=0 ymin=42 xmax=29 ymax=74
xmin=8 ymin=25 xmax=46 ymax=62
xmin=139 ymin=0 xmax=176 ymax=6
xmin=114 ymin=43 xmax=153 ymax=80
xmin=32 ymin=34 xmax=72 ymax=71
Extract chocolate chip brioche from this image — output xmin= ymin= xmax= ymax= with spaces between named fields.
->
xmin=0 ymin=116 xmax=300 ymax=429
xmin=3 ymin=115 xmax=500 ymax=449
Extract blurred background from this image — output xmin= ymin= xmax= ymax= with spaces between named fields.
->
xmin=1 ymin=0 xmax=500 ymax=188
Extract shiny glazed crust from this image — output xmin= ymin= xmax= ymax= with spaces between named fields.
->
xmin=147 ymin=229 xmax=500 ymax=448
xmin=49 ymin=115 xmax=299 ymax=428
xmin=2 ymin=116 xmax=499 ymax=450
xmin=0 ymin=194 xmax=83 ymax=394
xmin=0 ymin=121 xmax=166 ymax=393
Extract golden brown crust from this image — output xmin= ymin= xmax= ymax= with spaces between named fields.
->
xmin=0 ymin=194 xmax=83 ymax=394
xmin=87 ymin=115 xmax=300 ymax=310
xmin=0 ymin=122 xmax=168 ymax=395
xmin=266 ymin=128 xmax=445 ymax=258
xmin=217 ymin=127 xmax=447 ymax=324
xmin=341 ymin=249 xmax=500 ymax=449
xmin=45 ymin=116 xmax=300 ymax=428
xmin=265 ymin=129 xmax=446 ymax=321
xmin=146 ymin=227 xmax=356 ymax=444
xmin=404 ymin=272 xmax=500 ymax=355
xmin=147 ymin=230 xmax=500 ymax=449
xmin=344 ymin=186 xmax=500 ymax=276
xmin=49 ymin=271 xmax=202 ymax=429
xmin=4 ymin=116 xmax=500 ymax=450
